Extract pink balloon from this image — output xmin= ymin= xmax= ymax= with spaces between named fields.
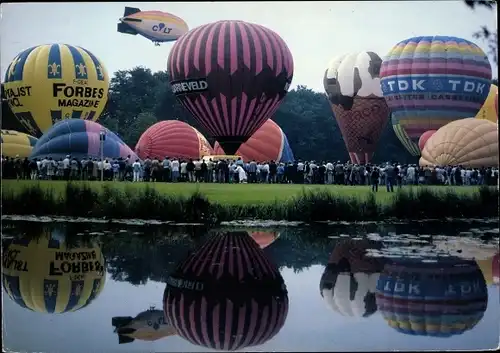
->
xmin=418 ymin=130 xmax=437 ymax=151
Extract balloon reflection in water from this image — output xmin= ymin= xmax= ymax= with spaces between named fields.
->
xmin=376 ymin=258 xmax=488 ymax=337
xmin=320 ymin=239 xmax=385 ymax=318
xmin=163 ymin=231 xmax=288 ymax=351
xmin=248 ymin=230 xmax=280 ymax=249
xmin=2 ymin=230 xmax=106 ymax=314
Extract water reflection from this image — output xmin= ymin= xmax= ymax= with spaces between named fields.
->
xmin=112 ymin=308 xmax=177 ymax=344
xmin=320 ymin=239 xmax=385 ymax=318
xmin=376 ymin=257 xmax=488 ymax=337
xmin=164 ymin=231 xmax=289 ymax=351
xmin=1 ymin=221 xmax=499 ymax=352
xmin=2 ymin=228 xmax=105 ymax=314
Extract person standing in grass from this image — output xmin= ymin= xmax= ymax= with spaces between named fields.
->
xmin=162 ymin=156 xmax=171 ymax=182
xmin=370 ymin=166 xmax=380 ymax=192
xmin=384 ymin=162 xmax=395 ymax=192
xmin=171 ymin=158 xmax=180 ymax=182
xmin=132 ymin=159 xmax=141 ymax=182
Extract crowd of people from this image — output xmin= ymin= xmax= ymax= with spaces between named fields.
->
xmin=2 ymin=154 xmax=499 ymax=191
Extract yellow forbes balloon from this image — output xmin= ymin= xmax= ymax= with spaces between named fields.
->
xmin=475 ymin=84 xmax=498 ymax=123
xmin=2 ymin=231 xmax=106 ymax=313
xmin=1 ymin=129 xmax=38 ymax=158
xmin=3 ymin=44 xmax=109 ymax=137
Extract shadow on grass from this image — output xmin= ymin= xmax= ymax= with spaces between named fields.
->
xmin=2 ymin=182 xmax=498 ymax=224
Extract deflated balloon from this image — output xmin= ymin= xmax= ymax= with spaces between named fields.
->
xmin=1 ymin=129 xmax=38 ymax=158
xmin=380 ymin=36 xmax=492 ymax=148
xmin=213 ymin=119 xmax=294 ymax=162
xmin=30 ymin=119 xmax=138 ymax=161
xmin=135 ymin=120 xmax=213 ymax=160
xmin=320 ymin=239 xmax=384 ymax=318
xmin=324 ymin=52 xmax=390 ymax=164
xmin=2 ymin=230 xmax=106 ymax=313
xmin=418 ymin=130 xmax=436 ymax=151
xmin=3 ymin=44 xmax=109 ymax=137
xmin=419 ymin=118 xmax=498 ymax=167
xmin=392 ymin=115 xmax=420 ymax=156
xmin=376 ymin=258 xmax=488 ymax=337
xmin=168 ymin=20 xmax=294 ymax=155
xmin=475 ymin=84 xmax=498 ymax=123
xmin=164 ymin=231 xmax=288 ymax=351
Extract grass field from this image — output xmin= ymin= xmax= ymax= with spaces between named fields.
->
xmin=1 ymin=180 xmax=483 ymax=205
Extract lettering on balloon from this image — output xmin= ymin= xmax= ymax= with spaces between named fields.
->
xmin=53 ymin=83 xmax=104 ymax=108
xmin=343 ymin=104 xmax=382 ymax=120
xmin=171 ymin=79 xmax=208 ymax=96
xmin=152 ymin=23 xmax=172 ymax=34
xmin=4 ymin=86 xmax=32 ymax=108
xmin=2 ymin=249 xmax=28 ymax=272
xmin=49 ymin=260 xmax=104 ymax=276
xmin=382 ymin=78 xmax=487 ymax=95
xmin=167 ymin=276 xmax=204 ymax=291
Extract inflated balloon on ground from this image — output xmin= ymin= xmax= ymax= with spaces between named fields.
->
xmin=418 ymin=130 xmax=436 ymax=151
xmin=3 ymin=44 xmax=109 ymax=137
xmin=2 ymin=230 xmax=106 ymax=313
xmin=324 ymin=52 xmax=390 ymax=164
xmin=213 ymin=119 xmax=294 ymax=162
xmin=1 ymin=129 xmax=38 ymax=158
xmin=164 ymin=231 xmax=288 ymax=351
xmin=380 ymin=36 xmax=492 ymax=149
xmin=30 ymin=119 xmax=138 ymax=161
xmin=419 ymin=118 xmax=498 ymax=167
xmin=168 ymin=20 xmax=294 ymax=155
xmin=135 ymin=120 xmax=213 ymax=160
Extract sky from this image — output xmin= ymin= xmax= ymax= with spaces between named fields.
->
xmin=0 ymin=1 xmax=497 ymax=92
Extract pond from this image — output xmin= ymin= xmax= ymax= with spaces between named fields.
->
xmin=2 ymin=220 xmax=499 ymax=352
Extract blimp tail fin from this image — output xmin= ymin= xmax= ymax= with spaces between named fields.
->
xmin=117 ymin=23 xmax=138 ymax=36
xmin=123 ymin=6 xmax=141 ymax=16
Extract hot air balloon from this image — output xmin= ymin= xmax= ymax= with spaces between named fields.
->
xmin=30 ymin=119 xmax=138 ymax=161
xmin=324 ymin=52 xmax=390 ymax=164
xmin=164 ymin=231 xmax=288 ymax=351
xmin=380 ymin=36 xmax=492 ymax=150
xmin=112 ymin=308 xmax=177 ymax=344
xmin=319 ymin=239 xmax=385 ymax=318
xmin=392 ymin=115 xmax=421 ymax=156
xmin=376 ymin=257 xmax=488 ymax=337
xmin=2 ymin=230 xmax=106 ymax=313
xmin=1 ymin=129 xmax=38 ymax=158
xmin=213 ymin=119 xmax=294 ymax=162
xmin=168 ymin=20 xmax=294 ymax=155
xmin=117 ymin=7 xmax=189 ymax=46
xmin=135 ymin=120 xmax=213 ymax=160
xmin=419 ymin=118 xmax=498 ymax=167
xmin=475 ymin=84 xmax=498 ymax=123
xmin=3 ymin=44 xmax=109 ymax=137
xmin=248 ymin=230 xmax=280 ymax=249
xmin=418 ymin=130 xmax=437 ymax=151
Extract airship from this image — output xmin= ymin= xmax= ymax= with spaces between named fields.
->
xmin=117 ymin=7 xmax=189 ymax=46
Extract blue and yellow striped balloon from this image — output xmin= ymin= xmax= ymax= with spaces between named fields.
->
xmin=3 ymin=44 xmax=109 ymax=137
xmin=2 ymin=230 xmax=106 ymax=314
xmin=1 ymin=129 xmax=38 ymax=158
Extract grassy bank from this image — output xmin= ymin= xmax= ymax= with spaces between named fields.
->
xmin=2 ymin=181 xmax=498 ymax=224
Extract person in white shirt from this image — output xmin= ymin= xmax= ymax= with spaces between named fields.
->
xmin=236 ymin=165 xmax=247 ymax=183
xmin=180 ymin=161 xmax=188 ymax=182
xmin=325 ymin=162 xmax=334 ymax=184
xmin=132 ymin=159 xmax=142 ymax=182
xmin=171 ymin=159 xmax=180 ymax=182
xmin=261 ymin=163 xmax=269 ymax=183
xmin=406 ymin=165 xmax=415 ymax=185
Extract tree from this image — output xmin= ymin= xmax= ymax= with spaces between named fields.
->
xmin=465 ymin=0 xmax=498 ymax=65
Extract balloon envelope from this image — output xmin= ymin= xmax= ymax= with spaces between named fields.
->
xmin=135 ymin=120 xmax=213 ymax=160
xmin=380 ymin=36 xmax=492 ymax=148
xmin=213 ymin=119 xmax=294 ymax=162
xmin=418 ymin=130 xmax=436 ymax=151
xmin=392 ymin=115 xmax=421 ymax=156
xmin=168 ymin=20 xmax=294 ymax=155
xmin=164 ymin=231 xmax=288 ymax=351
xmin=3 ymin=44 xmax=109 ymax=137
xmin=475 ymin=84 xmax=498 ymax=123
xmin=419 ymin=118 xmax=498 ymax=167
xmin=376 ymin=258 xmax=488 ymax=337
xmin=30 ymin=119 xmax=138 ymax=161
xmin=1 ymin=129 xmax=38 ymax=158
xmin=324 ymin=52 xmax=390 ymax=164
xmin=2 ymin=230 xmax=106 ymax=313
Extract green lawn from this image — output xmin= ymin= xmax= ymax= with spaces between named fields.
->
xmin=1 ymin=180 xmax=483 ymax=205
